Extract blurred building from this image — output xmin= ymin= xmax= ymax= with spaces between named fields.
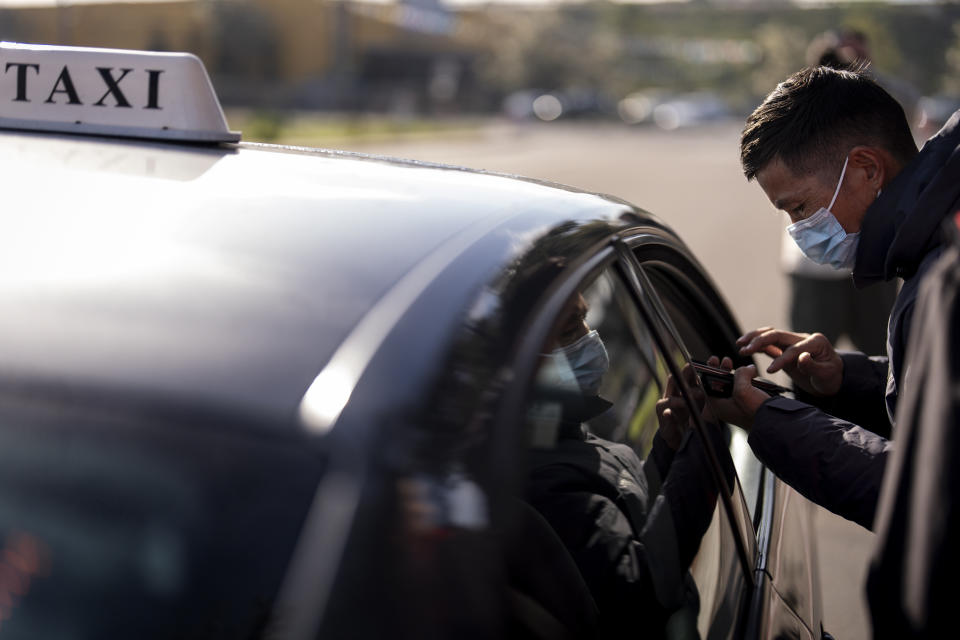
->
xmin=0 ymin=0 xmax=481 ymax=112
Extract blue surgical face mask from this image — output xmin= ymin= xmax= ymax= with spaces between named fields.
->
xmin=538 ymin=329 xmax=610 ymax=396
xmin=787 ymin=156 xmax=861 ymax=270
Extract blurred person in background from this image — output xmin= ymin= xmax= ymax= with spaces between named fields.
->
xmin=519 ymin=258 xmax=732 ymax=637
xmin=779 ymin=28 xmax=919 ymax=356
xmin=809 ymin=28 xmax=922 ymax=125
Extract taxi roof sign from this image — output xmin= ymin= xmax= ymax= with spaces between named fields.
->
xmin=0 ymin=42 xmax=240 ymax=143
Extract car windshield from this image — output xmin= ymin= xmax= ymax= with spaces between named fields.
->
xmin=0 ymin=399 xmax=324 ymax=639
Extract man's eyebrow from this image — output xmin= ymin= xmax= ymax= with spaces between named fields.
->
xmin=773 ymin=194 xmax=798 ymax=211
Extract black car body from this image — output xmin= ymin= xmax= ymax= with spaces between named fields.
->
xmin=0 ymin=44 xmax=823 ymax=640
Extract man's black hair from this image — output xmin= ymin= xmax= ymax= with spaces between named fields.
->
xmin=740 ymin=65 xmax=917 ymax=182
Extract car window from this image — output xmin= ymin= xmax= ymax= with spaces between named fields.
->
xmin=555 ymin=269 xmax=664 ymax=454
xmin=513 ymin=263 xmax=746 ymax=638
xmin=636 ymin=255 xmax=766 ymax=529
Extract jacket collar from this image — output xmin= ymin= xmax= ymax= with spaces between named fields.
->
xmin=854 ymin=111 xmax=960 ymax=288
xmin=557 ymin=395 xmax=614 ymax=440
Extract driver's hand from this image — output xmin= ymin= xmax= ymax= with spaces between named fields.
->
xmin=655 ymin=363 xmax=703 ymax=449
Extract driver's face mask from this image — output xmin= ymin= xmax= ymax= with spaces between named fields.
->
xmin=787 ymin=156 xmax=861 ymax=270
xmin=537 ymin=329 xmax=610 ymax=396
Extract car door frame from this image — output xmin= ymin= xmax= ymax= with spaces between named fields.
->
xmin=493 ymin=227 xmax=758 ymax=635
xmin=615 ymin=228 xmax=822 ymax=640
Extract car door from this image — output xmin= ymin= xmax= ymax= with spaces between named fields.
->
xmin=504 ymin=242 xmax=752 ymax=640
xmin=619 ymin=233 xmax=823 ymax=640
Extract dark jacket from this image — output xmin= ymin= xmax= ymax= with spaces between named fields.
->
xmin=866 ymin=215 xmax=960 ymax=639
xmin=748 ymin=111 xmax=960 ymax=530
xmin=526 ymin=417 xmax=732 ymax=636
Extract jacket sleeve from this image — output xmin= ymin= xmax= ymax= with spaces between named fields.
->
xmin=748 ymin=396 xmax=891 ymax=529
xmin=658 ymin=423 xmax=734 ymax=569
xmin=794 ymin=351 xmax=893 ymax=439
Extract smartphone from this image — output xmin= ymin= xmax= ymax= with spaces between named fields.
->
xmin=692 ymin=361 xmax=790 ymax=397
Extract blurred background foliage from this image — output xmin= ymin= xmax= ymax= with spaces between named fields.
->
xmin=1 ymin=0 xmax=958 ymax=135
xmin=468 ymin=1 xmax=960 ymax=106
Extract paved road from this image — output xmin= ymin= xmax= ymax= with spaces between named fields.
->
xmin=352 ymin=119 xmax=875 ymax=640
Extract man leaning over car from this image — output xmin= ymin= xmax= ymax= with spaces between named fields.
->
xmin=705 ymin=65 xmax=960 ymax=531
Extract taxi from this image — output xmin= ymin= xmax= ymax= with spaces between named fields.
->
xmin=0 ymin=43 xmax=826 ymax=639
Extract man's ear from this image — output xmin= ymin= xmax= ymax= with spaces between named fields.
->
xmin=849 ymin=146 xmax=886 ymax=191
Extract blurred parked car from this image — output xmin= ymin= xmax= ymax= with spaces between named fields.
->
xmin=503 ymin=87 xmax=615 ymax=122
xmin=503 ymin=87 xmax=545 ymax=120
xmin=617 ymin=88 xmax=673 ymax=125
xmin=650 ymin=92 xmax=730 ymax=130
xmin=0 ymin=43 xmax=826 ymax=640
xmin=619 ymin=90 xmax=729 ymax=130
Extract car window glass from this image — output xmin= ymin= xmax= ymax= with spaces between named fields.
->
xmin=580 ymin=270 xmax=663 ymax=452
xmin=629 ymin=262 xmax=757 ymax=564
xmin=618 ymin=259 xmax=758 ymax=632
xmin=515 ymin=266 xmax=743 ymax=638
xmin=640 ymin=262 xmax=765 ymax=528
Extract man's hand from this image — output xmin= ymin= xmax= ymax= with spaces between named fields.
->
xmin=736 ymin=327 xmax=843 ymax=397
xmin=702 ymin=356 xmax=769 ymax=430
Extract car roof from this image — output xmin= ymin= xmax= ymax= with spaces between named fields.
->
xmin=0 ymin=128 xmax=649 ymax=428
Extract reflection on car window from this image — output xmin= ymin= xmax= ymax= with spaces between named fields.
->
xmin=514 ymin=266 xmax=736 ymax=638
xmin=0 ymin=404 xmax=323 ymax=639
xmin=641 ymin=264 xmax=765 ymax=526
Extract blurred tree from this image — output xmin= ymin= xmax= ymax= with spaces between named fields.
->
xmin=0 ymin=9 xmax=25 ymax=43
xmin=463 ymin=0 xmax=960 ymax=116
xmin=943 ymin=22 xmax=960 ymax=96
xmin=471 ymin=6 xmax=624 ymax=99
xmin=210 ymin=0 xmax=279 ymax=82
xmin=749 ymin=22 xmax=808 ymax=99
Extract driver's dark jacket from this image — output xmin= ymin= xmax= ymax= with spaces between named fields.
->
xmin=526 ymin=415 xmax=733 ymax=635
xmin=748 ymin=110 xmax=960 ymax=530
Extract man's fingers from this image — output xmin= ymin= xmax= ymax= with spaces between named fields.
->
xmin=766 ymin=349 xmax=794 ymax=373
xmin=732 ymin=365 xmax=758 ymax=395
xmin=664 ymin=373 xmax=677 ymax=398
xmin=736 ymin=327 xmax=774 ymax=347
xmin=706 ymin=354 xmax=731 ymax=369
xmin=770 ymin=344 xmax=805 ymax=373
xmin=688 ymin=380 xmax=705 ymax=411
xmin=738 ymin=328 xmax=796 ymax=357
xmin=797 ymin=350 xmax=832 ymax=375
xmin=738 ymin=329 xmax=779 ymax=356
xmin=657 ymin=396 xmax=690 ymax=428
xmin=768 ymin=345 xmax=809 ymax=373
xmin=655 ymin=397 xmax=669 ymax=420
xmin=770 ymin=333 xmax=833 ymax=373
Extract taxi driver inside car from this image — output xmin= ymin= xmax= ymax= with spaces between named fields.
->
xmin=522 ymin=262 xmax=734 ymax=636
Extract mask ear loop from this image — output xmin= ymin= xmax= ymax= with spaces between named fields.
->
xmin=827 ymin=156 xmax=850 ymax=211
